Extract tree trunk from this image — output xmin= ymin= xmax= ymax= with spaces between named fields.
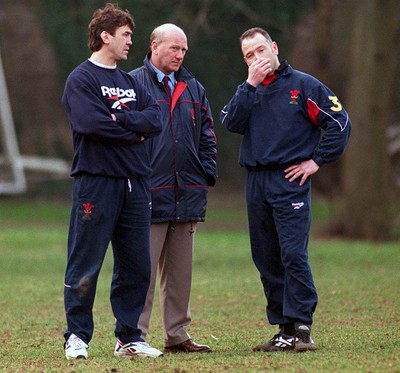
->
xmin=336 ymin=0 xmax=400 ymax=240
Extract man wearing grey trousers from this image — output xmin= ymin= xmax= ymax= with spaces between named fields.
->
xmin=130 ymin=23 xmax=217 ymax=353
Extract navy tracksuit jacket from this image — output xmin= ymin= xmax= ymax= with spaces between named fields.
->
xmin=221 ymin=61 xmax=351 ymax=326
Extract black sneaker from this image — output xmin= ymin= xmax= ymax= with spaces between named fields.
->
xmin=253 ymin=332 xmax=296 ymax=352
xmin=293 ymin=323 xmax=317 ymax=352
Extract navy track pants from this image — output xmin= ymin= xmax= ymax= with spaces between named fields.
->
xmin=246 ymin=169 xmax=318 ymax=326
xmin=64 ymin=174 xmax=151 ymax=344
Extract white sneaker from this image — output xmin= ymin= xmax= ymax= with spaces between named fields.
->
xmin=65 ymin=333 xmax=88 ymax=360
xmin=114 ymin=339 xmax=163 ymax=359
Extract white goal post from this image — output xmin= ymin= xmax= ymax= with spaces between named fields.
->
xmin=0 ymin=47 xmax=69 ymax=194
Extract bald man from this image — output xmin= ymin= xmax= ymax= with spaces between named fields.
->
xmin=130 ymin=24 xmax=217 ymax=353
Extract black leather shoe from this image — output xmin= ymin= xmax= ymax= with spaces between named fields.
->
xmin=164 ymin=339 xmax=212 ymax=353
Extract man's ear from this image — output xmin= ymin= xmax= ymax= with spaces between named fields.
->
xmin=272 ymin=41 xmax=279 ymax=55
xmin=151 ymin=40 xmax=158 ymax=55
xmin=243 ymin=56 xmax=251 ymax=67
xmin=100 ymin=31 xmax=110 ymax=45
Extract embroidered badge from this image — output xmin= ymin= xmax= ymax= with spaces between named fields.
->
xmin=82 ymin=202 xmax=94 ymax=220
xmin=290 ymin=89 xmax=300 ymax=105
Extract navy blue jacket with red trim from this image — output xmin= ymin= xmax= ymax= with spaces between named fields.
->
xmin=130 ymin=53 xmax=217 ymax=223
xmin=220 ymin=62 xmax=351 ymax=168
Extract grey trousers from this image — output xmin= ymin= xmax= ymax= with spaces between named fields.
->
xmin=138 ymin=221 xmax=197 ymax=347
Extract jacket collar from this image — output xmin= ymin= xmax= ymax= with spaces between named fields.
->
xmin=261 ymin=61 xmax=291 ymax=86
xmin=276 ymin=60 xmax=289 ymax=74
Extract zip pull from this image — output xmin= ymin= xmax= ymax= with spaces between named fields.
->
xmin=127 ymin=179 xmax=132 ymax=193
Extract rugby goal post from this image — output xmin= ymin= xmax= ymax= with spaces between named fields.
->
xmin=0 ymin=47 xmax=69 ymax=194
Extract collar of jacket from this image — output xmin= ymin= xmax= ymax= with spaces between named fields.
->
xmin=276 ymin=60 xmax=289 ymax=73
xmin=277 ymin=60 xmax=294 ymax=79
xmin=143 ymin=52 xmax=194 ymax=83
xmin=261 ymin=60 xmax=291 ymax=86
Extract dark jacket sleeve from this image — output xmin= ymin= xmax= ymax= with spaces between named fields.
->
xmin=306 ymin=84 xmax=352 ymax=166
xmin=63 ymin=81 xmax=142 ymax=146
xmin=220 ymin=82 xmax=256 ymax=134
xmin=198 ymin=83 xmax=217 ymax=186
xmin=113 ymin=76 xmax=162 ymax=138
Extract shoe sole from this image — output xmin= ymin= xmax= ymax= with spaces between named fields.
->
xmin=253 ymin=344 xmax=294 ymax=352
xmin=253 ymin=347 xmax=294 ymax=352
xmin=66 ymin=354 xmax=87 ymax=360
xmin=115 ymin=352 xmax=163 ymax=359
xmin=294 ymin=344 xmax=317 ymax=353
xmin=164 ymin=349 xmax=212 ymax=354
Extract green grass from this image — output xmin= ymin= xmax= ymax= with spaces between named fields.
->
xmin=0 ymin=197 xmax=399 ymax=372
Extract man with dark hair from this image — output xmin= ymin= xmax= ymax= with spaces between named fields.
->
xmin=62 ymin=3 xmax=163 ymax=360
xmin=221 ymin=27 xmax=351 ymax=353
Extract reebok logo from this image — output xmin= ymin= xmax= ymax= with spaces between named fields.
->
xmin=292 ymin=202 xmax=304 ymax=210
xmin=101 ymin=86 xmax=136 ymax=110
xmin=101 ymin=86 xmax=136 ymax=99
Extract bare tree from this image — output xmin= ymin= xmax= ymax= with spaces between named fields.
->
xmin=292 ymin=0 xmax=400 ymax=240
xmin=336 ymin=0 xmax=400 ymax=240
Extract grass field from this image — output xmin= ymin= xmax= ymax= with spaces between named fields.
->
xmin=0 ymin=195 xmax=399 ymax=372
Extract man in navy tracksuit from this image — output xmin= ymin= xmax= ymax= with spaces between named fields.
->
xmin=220 ymin=27 xmax=351 ymax=352
xmin=61 ymin=4 xmax=163 ymax=360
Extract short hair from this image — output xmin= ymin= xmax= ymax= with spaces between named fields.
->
xmin=240 ymin=27 xmax=273 ymax=46
xmin=88 ymin=3 xmax=135 ymax=52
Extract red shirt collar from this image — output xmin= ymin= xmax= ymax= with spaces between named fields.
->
xmin=262 ymin=74 xmax=278 ymax=86
xmin=261 ymin=60 xmax=288 ymax=86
